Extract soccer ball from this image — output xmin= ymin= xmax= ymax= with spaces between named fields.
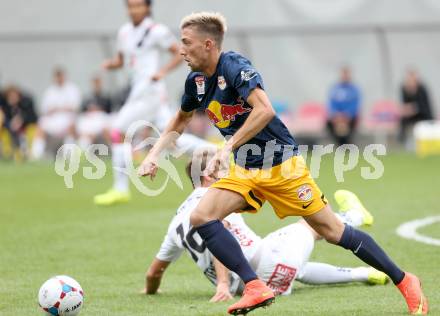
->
xmin=38 ymin=275 xmax=84 ymax=316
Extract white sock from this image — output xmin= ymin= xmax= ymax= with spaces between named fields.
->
xmin=350 ymin=267 xmax=370 ymax=282
xmin=336 ymin=209 xmax=364 ymax=227
xmin=297 ymin=262 xmax=367 ymax=284
xmin=112 ymin=143 xmax=131 ymax=192
xmin=78 ymin=136 xmax=91 ymax=151
xmin=31 ymin=137 xmax=46 ymax=160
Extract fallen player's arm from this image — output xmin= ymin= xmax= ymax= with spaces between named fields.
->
xmin=210 ymin=220 xmax=234 ymax=302
xmin=210 ymin=257 xmax=233 ymax=302
xmin=226 ymin=88 xmax=275 ymax=150
xmin=144 ymin=258 xmax=171 ymax=294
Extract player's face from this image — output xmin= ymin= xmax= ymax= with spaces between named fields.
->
xmin=127 ymin=0 xmax=150 ymax=25
xmin=180 ymin=27 xmax=210 ymax=72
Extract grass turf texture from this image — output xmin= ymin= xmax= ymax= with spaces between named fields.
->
xmin=0 ymin=152 xmax=439 ymax=315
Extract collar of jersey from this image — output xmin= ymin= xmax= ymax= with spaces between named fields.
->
xmin=133 ymin=16 xmax=153 ymax=29
xmin=203 ymin=52 xmax=225 ymax=80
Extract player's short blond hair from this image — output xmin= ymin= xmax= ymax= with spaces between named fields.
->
xmin=180 ymin=12 xmax=227 ymax=47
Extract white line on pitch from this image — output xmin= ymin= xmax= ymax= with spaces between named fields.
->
xmin=396 ymin=216 xmax=440 ymax=246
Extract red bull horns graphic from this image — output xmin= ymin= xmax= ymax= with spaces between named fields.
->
xmin=205 ymin=99 xmax=251 ymax=128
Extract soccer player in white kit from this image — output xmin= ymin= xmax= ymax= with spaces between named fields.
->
xmin=94 ymin=0 xmax=212 ymax=205
xmin=142 ymin=158 xmax=389 ymax=301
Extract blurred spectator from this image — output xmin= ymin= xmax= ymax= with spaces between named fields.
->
xmin=82 ymin=76 xmax=112 ymax=113
xmin=0 ymin=85 xmax=37 ymax=159
xmin=326 ymin=66 xmax=361 ymax=146
xmin=399 ymin=69 xmax=434 ymax=145
xmin=31 ymin=67 xmax=81 ymax=159
xmin=76 ymin=76 xmax=112 ymax=149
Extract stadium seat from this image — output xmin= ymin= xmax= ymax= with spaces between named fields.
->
xmin=290 ymin=102 xmax=327 ymax=135
xmin=363 ymin=100 xmax=400 ymax=145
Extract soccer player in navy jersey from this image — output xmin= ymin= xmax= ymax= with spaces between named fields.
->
xmin=138 ymin=12 xmax=428 ymax=315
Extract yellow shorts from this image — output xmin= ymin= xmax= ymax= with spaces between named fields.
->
xmin=211 ymin=155 xmax=327 ymax=218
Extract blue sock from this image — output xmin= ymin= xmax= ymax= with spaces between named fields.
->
xmin=196 ymin=220 xmax=258 ymax=283
xmin=338 ymin=224 xmax=405 ymax=284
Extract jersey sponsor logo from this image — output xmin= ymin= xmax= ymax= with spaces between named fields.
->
xmin=240 ymin=69 xmax=257 ymax=81
xmin=297 ymin=184 xmax=313 ymax=201
xmin=195 ymin=76 xmax=205 ymax=100
xmin=217 ymin=76 xmax=227 ymax=90
xmin=266 ymin=263 xmax=296 ymax=295
xmin=205 ymin=98 xmax=252 ymax=128
xmin=228 ymin=224 xmax=254 ymax=247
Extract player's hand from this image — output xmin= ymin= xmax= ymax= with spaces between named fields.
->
xmin=205 ymin=143 xmax=232 ymax=179
xmin=151 ymin=70 xmax=166 ymax=82
xmin=138 ymin=154 xmax=159 ymax=180
xmin=209 ymin=283 xmax=233 ymax=302
xmin=101 ymin=59 xmax=114 ymax=70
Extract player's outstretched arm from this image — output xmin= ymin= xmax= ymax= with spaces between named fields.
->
xmin=101 ymin=52 xmax=124 ymax=70
xmin=138 ymin=110 xmax=194 ymax=179
xmin=151 ymin=43 xmax=183 ymax=81
xmin=143 ymin=258 xmax=171 ymax=295
xmin=228 ymin=88 xmax=275 ymax=150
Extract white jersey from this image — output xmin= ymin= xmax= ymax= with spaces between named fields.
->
xmin=41 ymin=82 xmax=81 ymax=114
xmin=156 ymin=187 xmax=262 ymax=295
xmin=117 ymin=17 xmax=176 ymax=87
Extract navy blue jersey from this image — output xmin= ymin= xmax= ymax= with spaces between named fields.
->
xmin=181 ymin=51 xmax=298 ymax=169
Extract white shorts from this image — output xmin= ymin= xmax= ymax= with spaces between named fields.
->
xmin=113 ymin=81 xmax=171 ymax=132
xmin=253 ymin=223 xmax=315 ymax=295
xmin=39 ymin=113 xmax=76 ymax=137
xmin=76 ymin=111 xmax=110 ymax=137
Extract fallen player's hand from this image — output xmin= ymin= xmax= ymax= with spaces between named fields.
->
xmin=138 ymin=154 xmax=159 ymax=180
xmin=209 ymin=283 xmax=233 ymax=302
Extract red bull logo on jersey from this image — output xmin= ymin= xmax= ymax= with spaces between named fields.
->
xmin=205 ymin=98 xmax=252 ymax=128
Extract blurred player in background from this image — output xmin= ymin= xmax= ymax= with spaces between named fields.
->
xmin=143 ymin=157 xmax=389 ymax=302
xmin=31 ymin=67 xmax=81 ymax=159
xmin=94 ymin=0 xmax=213 ymax=206
xmin=139 ymin=12 xmax=428 ymax=315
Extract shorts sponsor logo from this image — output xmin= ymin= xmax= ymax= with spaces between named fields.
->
xmin=297 ymin=184 xmax=313 ymax=201
xmin=267 ymin=263 xmax=296 ymax=295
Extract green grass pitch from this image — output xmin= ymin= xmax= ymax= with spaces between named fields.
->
xmin=0 ymin=152 xmax=439 ymax=315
